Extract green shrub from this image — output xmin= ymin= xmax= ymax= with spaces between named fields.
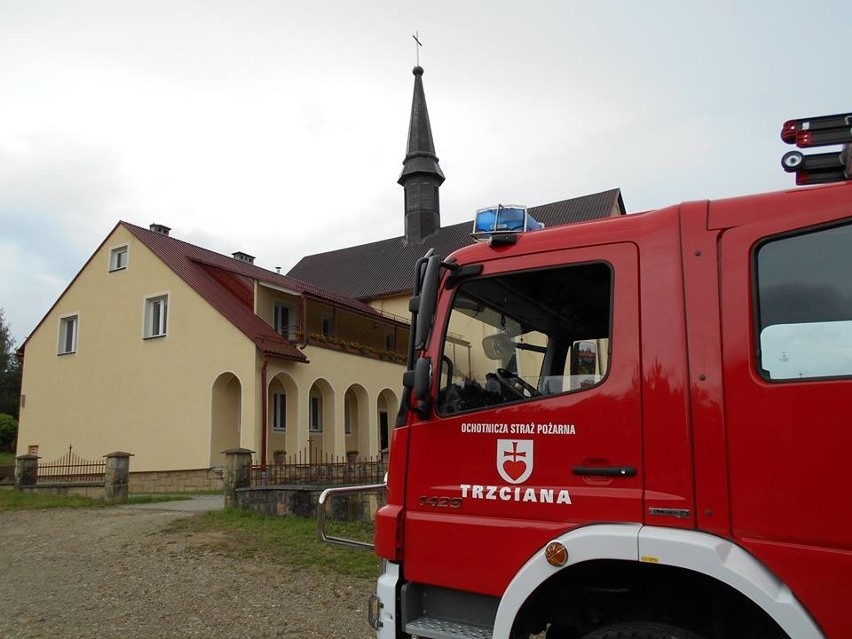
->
xmin=0 ymin=413 xmax=17 ymax=451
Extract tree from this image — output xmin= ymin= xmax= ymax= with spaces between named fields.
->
xmin=0 ymin=309 xmax=22 ymax=423
xmin=0 ymin=308 xmax=13 ymax=371
xmin=0 ymin=413 xmax=17 ymax=451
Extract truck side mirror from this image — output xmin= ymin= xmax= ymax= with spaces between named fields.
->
xmin=414 ymin=255 xmax=441 ymax=350
xmin=412 ymin=356 xmax=432 ymax=419
xmin=400 ymin=356 xmax=433 ymax=422
xmin=414 ymin=356 xmax=432 ymax=402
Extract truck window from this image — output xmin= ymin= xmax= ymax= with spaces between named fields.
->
xmin=437 ymin=262 xmax=612 ymax=414
xmin=756 ymin=221 xmax=852 ymax=380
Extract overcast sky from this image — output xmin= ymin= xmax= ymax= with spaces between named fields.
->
xmin=2 ymin=1 xmax=851 ymax=346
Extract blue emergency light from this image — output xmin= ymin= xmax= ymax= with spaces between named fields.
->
xmin=471 ymin=204 xmax=544 ymax=242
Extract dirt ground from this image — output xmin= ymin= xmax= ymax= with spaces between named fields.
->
xmin=0 ymin=501 xmax=376 ymax=639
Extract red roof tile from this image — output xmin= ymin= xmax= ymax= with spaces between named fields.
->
xmin=124 ymin=223 xmax=395 ymax=362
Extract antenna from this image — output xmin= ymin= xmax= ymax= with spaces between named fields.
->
xmin=412 ymin=31 xmax=423 ymax=67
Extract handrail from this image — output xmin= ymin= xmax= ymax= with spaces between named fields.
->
xmin=316 ymin=481 xmax=387 ymax=551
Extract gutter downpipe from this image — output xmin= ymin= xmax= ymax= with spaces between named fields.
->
xmin=299 ymin=297 xmax=308 ymax=347
xmin=261 ymin=356 xmax=268 ymax=468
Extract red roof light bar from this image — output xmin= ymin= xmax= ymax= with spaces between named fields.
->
xmin=781 ymin=112 xmax=852 ymax=146
xmin=780 ymin=112 xmax=852 ymax=185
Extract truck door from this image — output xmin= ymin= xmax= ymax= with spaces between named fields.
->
xmin=719 ymin=188 xmax=852 ymax=639
xmin=403 ymin=242 xmax=642 ymax=596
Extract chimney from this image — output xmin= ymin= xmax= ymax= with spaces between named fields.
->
xmin=232 ymin=251 xmax=255 ymax=265
xmin=149 ymin=223 xmax=171 ymax=236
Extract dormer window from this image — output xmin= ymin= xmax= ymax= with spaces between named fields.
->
xmin=109 ymin=245 xmax=128 ymax=272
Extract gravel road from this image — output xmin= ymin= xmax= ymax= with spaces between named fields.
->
xmin=0 ymin=500 xmax=376 ymax=639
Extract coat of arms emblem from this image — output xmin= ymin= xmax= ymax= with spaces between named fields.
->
xmin=497 ymin=439 xmax=533 ymax=484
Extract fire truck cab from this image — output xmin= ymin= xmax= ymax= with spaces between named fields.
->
xmin=320 ymin=114 xmax=852 ymax=639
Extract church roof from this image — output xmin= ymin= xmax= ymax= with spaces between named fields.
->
xmin=287 ymin=188 xmax=625 ymax=300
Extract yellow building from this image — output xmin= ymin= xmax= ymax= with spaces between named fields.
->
xmin=17 ymin=221 xmax=407 ymax=480
xmin=16 ymin=65 xmax=623 ymax=488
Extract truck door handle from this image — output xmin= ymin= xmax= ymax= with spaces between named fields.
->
xmin=572 ymin=466 xmax=636 ymax=478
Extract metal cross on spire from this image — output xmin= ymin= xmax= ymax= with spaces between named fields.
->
xmin=412 ymin=31 xmax=422 ymax=66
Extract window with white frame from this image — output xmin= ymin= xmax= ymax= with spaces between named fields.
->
xmin=309 ymin=394 xmax=323 ymax=432
xmin=109 ymin=245 xmax=128 ymax=271
xmin=58 ymin=315 xmax=78 ymax=354
xmin=144 ymin=295 xmax=169 ymax=338
xmin=272 ymin=393 xmax=286 ymax=431
xmin=344 ymin=401 xmax=352 ymax=434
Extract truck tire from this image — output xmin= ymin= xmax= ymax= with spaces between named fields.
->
xmin=578 ymin=622 xmax=703 ymax=639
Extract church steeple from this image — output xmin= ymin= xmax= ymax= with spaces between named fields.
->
xmin=399 ymin=65 xmax=445 ymax=244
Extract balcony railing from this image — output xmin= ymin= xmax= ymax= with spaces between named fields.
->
xmin=306 ymin=333 xmax=406 ymax=364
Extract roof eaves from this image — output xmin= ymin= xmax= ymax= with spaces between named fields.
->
xmin=18 ymin=221 xmax=125 ymax=356
xmin=126 ymin=223 xmax=308 ymax=363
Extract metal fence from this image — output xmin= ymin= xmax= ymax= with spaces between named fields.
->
xmin=0 ymin=465 xmax=14 ymax=483
xmin=249 ymin=449 xmax=385 ymax=487
xmin=38 ymin=446 xmax=106 ymax=484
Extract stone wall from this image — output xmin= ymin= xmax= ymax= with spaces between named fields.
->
xmin=16 ymin=452 xmax=132 ymax=503
xmin=19 ymin=483 xmax=104 ymax=499
xmin=236 ymin=484 xmax=385 ymax=521
xmin=129 ymin=467 xmax=225 ymax=493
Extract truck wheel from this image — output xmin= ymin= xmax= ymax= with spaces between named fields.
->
xmin=579 ymin=621 xmax=703 ymax=639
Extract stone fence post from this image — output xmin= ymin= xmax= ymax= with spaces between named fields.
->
xmin=14 ymin=454 xmax=40 ymax=489
xmin=104 ymin=451 xmax=134 ymax=503
xmin=222 ymin=448 xmax=254 ymax=508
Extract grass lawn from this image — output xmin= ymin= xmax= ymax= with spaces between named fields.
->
xmin=164 ymin=508 xmax=379 ymax=579
xmin=0 ymin=490 xmax=107 ymax=511
xmin=0 ymin=490 xmax=197 ymax=510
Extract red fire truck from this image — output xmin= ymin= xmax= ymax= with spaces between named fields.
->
xmin=319 ymin=114 xmax=852 ymax=638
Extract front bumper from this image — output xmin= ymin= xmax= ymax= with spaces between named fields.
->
xmin=371 ymin=561 xmax=401 ymax=638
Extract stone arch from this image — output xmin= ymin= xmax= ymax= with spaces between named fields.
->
xmin=308 ymin=378 xmax=335 ymax=460
xmin=268 ymin=372 xmax=298 ymax=463
xmin=344 ymin=384 xmax=370 ymax=461
xmin=210 ymin=372 xmax=242 ymax=466
xmin=377 ymin=388 xmax=400 ymax=457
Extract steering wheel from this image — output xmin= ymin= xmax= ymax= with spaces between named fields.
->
xmin=496 ymin=368 xmax=541 ymax=399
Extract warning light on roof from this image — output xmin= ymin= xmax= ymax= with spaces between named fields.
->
xmin=780 ymin=112 xmax=852 ymax=185
xmin=471 ymin=204 xmax=544 ymax=243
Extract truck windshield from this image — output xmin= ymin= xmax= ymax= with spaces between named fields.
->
xmin=437 ymin=262 xmax=612 ymax=415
